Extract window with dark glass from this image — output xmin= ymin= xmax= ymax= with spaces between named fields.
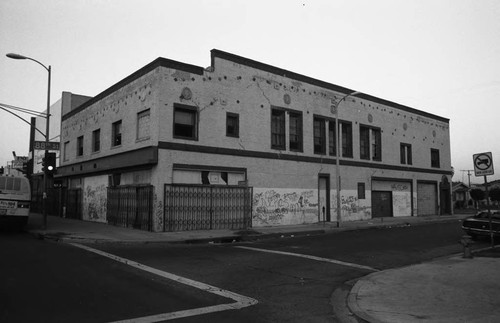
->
xmin=431 ymin=148 xmax=440 ymax=168
xmin=358 ymin=182 xmax=366 ymax=199
xmin=271 ymin=109 xmax=285 ymax=149
xmin=314 ymin=117 xmax=326 ymax=154
xmin=328 ymin=120 xmax=336 ymax=156
xmin=360 ymin=126 xmax=370 ymax=160
xmin=372 ymin=128 xmax=381 ymax=161
xmin=360 ymin=125 xmax=381 ymax=161
xmin=77 ymin=136 xmax=84 ymax=156
xmin=341 ymin=122 xmax=353 ymax=157
xmin=63 ymin=141 xmax=69 ymax=161
xmin=289 ymin=112 xmax=302 ymax=152
xmin=226 ymin=112 xmax=239 ymax=138
xmin=92 ymin=129 xmax=100 ymax=152
xmin=400 ymin=143 xmax=412 ymax=165
xmin=112 ymin=120 xmax=122 ymax=147
xmin=173 ymin=105 xmax=198 ymax=140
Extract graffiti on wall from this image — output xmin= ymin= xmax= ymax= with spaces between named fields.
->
xmin=332 ymin=191 xmax=372 ymax=221
xmin=253 ymin=189 xmax=317 ymax=226
xmin=391 ymin=184 xmax=409 ymax=191
xmin=393 ymin=191 xmax=412 ymax=217
xmin=84 ymin=184 xmax=107 ymax=222
xmin=341 ymin=195 xmax=358 ymax=213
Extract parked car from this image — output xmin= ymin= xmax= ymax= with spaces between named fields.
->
xmin=462 ymin=210 xmax=500 ymax=240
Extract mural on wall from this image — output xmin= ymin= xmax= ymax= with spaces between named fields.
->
xmin=83 ymin=182 xmax=107 ymax=223
xmin=253 ymin=188 xmax=318 ymax=226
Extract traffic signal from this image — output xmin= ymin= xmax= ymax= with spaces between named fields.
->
xmin=42 ymin=152 xmax=57 ymax=175
xmin=0 ymin=166 xmax=4 ymax=175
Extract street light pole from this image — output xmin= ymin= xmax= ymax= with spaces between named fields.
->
xmin=333 ymin=91 xmax=360 ymax=227
xmin=7 ymin=53 xmax=51 ymax=229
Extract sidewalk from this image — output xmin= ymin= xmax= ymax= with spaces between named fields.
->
xmin=26 ymin=212 xmax=500 ymax=322
xmin=348 ymin=249 xmax=500 ymax=323
xmin=26 ymin=212 xmax=470 ymax=244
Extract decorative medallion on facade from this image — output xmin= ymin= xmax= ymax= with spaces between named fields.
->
xmin=283 ymin=94 xmax=291 ymax=105
xmin=180 ymin=87 xmax=192 ymax=100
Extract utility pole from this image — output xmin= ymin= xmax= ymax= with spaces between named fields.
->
xmin=461 ymin=170 xmax=473 ymax=187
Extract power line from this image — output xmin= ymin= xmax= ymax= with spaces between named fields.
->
xmin=0 ymin=102 xmax=49 ymax=118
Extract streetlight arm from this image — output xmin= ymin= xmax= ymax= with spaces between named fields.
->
xmin=336 ymin=91 xmax=361 ymax=107
xmin=6 ymin=53 xmax=50 ymax=72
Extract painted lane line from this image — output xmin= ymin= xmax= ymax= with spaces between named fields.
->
xmin=235 ymin=246 xmax=378 ymax=272
xmin=70 ymin=243 xmax=257 ymax=322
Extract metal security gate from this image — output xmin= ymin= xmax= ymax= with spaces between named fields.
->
xmin=107 ymin=185 xmax=153 ymax=231
xmin=65 ymin=188 xmax=83 ymax=220
xmin=164 ymin=184 xmax=253 ymax=231
xmin=417 ymin=182 xmax=437 ymax=216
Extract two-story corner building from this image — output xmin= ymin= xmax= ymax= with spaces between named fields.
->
xmin=57 ymin=49 xmax=452 ymax=232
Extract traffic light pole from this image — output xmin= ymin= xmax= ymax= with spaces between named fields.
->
xmin=42 ymin=65 xmax=51 ymax=230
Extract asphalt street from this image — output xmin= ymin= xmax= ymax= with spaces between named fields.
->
xmin=1 ymin=220 xmax=479 ymax=322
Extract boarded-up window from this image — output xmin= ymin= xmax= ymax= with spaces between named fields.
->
xmin=137 ymin=109 xmax=151 ymax=140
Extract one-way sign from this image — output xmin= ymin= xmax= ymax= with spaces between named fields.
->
xmin=473 ymin=152 xmax=494 ymax=176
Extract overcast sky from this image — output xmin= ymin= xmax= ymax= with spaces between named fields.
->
xmin=1 ymin=0 xmax=499 ymax=184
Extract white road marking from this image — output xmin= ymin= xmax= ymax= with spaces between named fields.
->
xmin=235 ymin=246 xmax=378 ymax=272
xmin=70 ymin=243 xmax=257 ymax=322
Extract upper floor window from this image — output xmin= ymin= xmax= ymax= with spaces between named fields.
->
xmin=359 ymin=125 xmax=381 ymax=161
xmin=226 ymin=112 xmax=239 ymax=138
xmin=112 ymin=120 xmax=122 ymax=147
xmin=92 ymin=129 xmax=101 ymax=153
xmin=77 ymin=136 xmax=84 ymax=156
xmin=328 ymin=120 xmax=336 ymax=156
xmin=137 ymin=109 xmax=151 ymax=140
xmin=400 ymin=143 xmax=412 ymax=165
xmin=289 ymin=112 xmax=303 ymax=152
xmin=63 ymin=141 xmax=69 ymax=161
xmin=341 ymin=122 xmax=353 ymax=158
xmin=173 ymin=104 xmax=198 ymax=140
xmin=360 ymin=126 xmax=370 ymax=160
xmin=371 ymin=128 xmax=381 ymax=161
xmin=313 ymin=117 xmax=326 ymax=155
xmin=271 ymin=109 xmax=285 ymax=150
xmin=431 ymin=148 xmax=440 ymax=168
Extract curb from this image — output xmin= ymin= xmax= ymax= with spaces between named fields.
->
xmin=347 ymin=271 xmax=387 ymax=323
xmin=27 ymin=216 xmax=467 ymax=245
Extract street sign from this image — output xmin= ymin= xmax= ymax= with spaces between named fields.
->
xmin=33 ymin=141 xmax=60 ymax=151
xmin=473 ymin=152 xmax=494 ymax=176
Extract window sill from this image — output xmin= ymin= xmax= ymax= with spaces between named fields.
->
xmin=173 ymin=136 xmax=198 ymax=141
